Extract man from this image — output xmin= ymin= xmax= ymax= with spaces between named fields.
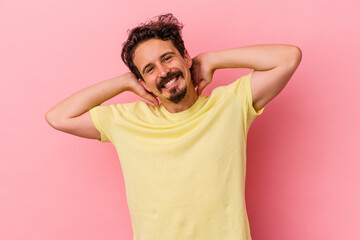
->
xmin=46 ymin=13 xmax=301 ymax=240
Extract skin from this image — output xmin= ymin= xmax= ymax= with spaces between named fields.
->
xmin=191 ymin=45 xmax=302 ymax=112
xmin=133 ymin=40 xmax=302 ymax=114
xmin=133 ymin=38 xmax=199 ymax=113
xmin=45 ymin=39 xmax=302 ymax=141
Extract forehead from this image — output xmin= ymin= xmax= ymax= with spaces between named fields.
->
xmin=133 ymin=39 xmax=179 ymax=69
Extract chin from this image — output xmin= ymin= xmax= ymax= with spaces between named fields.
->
xmin=168 ymin=85 xmax=187 ymax=104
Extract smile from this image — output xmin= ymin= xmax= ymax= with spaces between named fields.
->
xmin=162 ymin=76 xmax=179 ymax=89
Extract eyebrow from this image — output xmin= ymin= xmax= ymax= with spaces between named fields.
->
xmin=141 ymin=51 xmax=175 ymax=75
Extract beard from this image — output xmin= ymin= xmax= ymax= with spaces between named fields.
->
xmin=156 ymin=69 xmax=187 ymax=104
xmin=168 ymin=85 xmax=187 ymax=104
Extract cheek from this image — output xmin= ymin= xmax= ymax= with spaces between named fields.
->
xmin=147 ymin=78 xmax=161 ymax=92
xmin=183 ymin=68 xmax=191 ymax=79
xmin=144 ymin=75 xmax=156 ymax=85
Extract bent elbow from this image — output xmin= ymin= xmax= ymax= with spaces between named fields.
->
xmin=45 ymin=111 xmax=61 ymax=130
xmin=291 ymin=46 xmax=302 ymax=66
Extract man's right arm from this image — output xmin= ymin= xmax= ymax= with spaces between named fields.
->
xmin=45 ymin=72 xmax=159 ymax=140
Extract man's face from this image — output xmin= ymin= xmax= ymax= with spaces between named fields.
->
xmin=133 ymin=38 xmax=193 ymax=104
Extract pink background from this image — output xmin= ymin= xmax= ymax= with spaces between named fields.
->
xmin=1 ymin=0 xmax=359 ymax=239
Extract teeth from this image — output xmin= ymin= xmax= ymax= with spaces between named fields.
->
xmin=164 ymin=77 xmax=177 ymax=88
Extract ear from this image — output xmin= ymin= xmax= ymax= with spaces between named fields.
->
xmin=183 ymin=49 xmax=192 ymax=68
xmin=138 ymin=79 xmax=151 ymax=92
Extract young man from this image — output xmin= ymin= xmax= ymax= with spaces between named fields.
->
xmin=46 ymin=13 xmax=301 ymax=240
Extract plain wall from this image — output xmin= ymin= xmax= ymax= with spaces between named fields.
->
xmin=1 ymin=0 xmax=359 ymax=239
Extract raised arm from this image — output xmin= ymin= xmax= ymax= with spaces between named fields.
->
xmin=45 ymin=72 xmax=159 ymax=140
xmin=191 ymin=44 xmax=302 ymax=111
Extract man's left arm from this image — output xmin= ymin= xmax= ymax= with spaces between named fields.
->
xmin=191 ymin=44 xmax=302 ymax=112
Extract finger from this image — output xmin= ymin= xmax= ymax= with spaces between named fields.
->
xmin=190 ymin=71 xmax=197 ymax=86
xmin=197 ymin=85 xmax=203 ymax=95
xmin=148 ymin=92 xmax=160 ymax=105
xmin=144 ymin=92 xmax=159 ymax=106
xmin=190 ymin=66 xmax=200 ymax=85
xmin=136 ymin=87 xmax=159 ymax=106
xmin=197 ymin=81 xmax=207 ymax=95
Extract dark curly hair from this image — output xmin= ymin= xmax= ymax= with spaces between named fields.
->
xmin=121 ymin=13 xmax=186 ymax=81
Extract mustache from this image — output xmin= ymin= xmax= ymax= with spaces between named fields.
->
xmin=157 ymin=70 xmax=184 ymax=89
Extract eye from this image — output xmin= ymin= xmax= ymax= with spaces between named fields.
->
xmin=146 ymin=66 xmax=154 ymax=74
xmin=163 ymin=55 xmax=172 ymax=62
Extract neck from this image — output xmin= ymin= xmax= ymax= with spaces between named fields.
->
xmin=162 ymin=88 xmax=199 ymax=113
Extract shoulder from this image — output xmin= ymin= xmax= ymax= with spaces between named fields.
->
xmin=90 ymin=101 xmax=153 ymax=117
xmin=210 ymin=73 xmax=251 ymax=99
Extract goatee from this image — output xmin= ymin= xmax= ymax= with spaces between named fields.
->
xmin=156 ymin=70 xmax=183 ymax=93
xmin=168 ymin=85 xmax=187 ymax=104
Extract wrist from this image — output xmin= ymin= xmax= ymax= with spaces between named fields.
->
xmin=119 ymin=72 xmax=136 ymax=92
xmin=205 ymin=51 xmax=222 ymax=72
xmin=199 ymin=51 xmax=218 ymax=74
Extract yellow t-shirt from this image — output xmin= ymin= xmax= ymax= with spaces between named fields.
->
xmin=89 ymin=72 xmax=265 ymax=240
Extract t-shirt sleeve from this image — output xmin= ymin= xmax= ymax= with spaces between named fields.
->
xmin=89 ymin=104 xmax=117 ymax=143
xmin=225 ymin=71 xmax=266 ymax=129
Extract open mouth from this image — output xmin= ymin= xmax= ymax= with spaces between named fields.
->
xmin=162 ymin=75 xmax=180 ymax=90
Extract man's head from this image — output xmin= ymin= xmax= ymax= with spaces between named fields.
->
xmin=121 ymin=13 xmax=186 ymax=81
xmin=121 ymin=13 xmax=196 ymax=105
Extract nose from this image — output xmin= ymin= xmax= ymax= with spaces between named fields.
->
xmin=158 ymin=64 xmax=170 ymax=77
